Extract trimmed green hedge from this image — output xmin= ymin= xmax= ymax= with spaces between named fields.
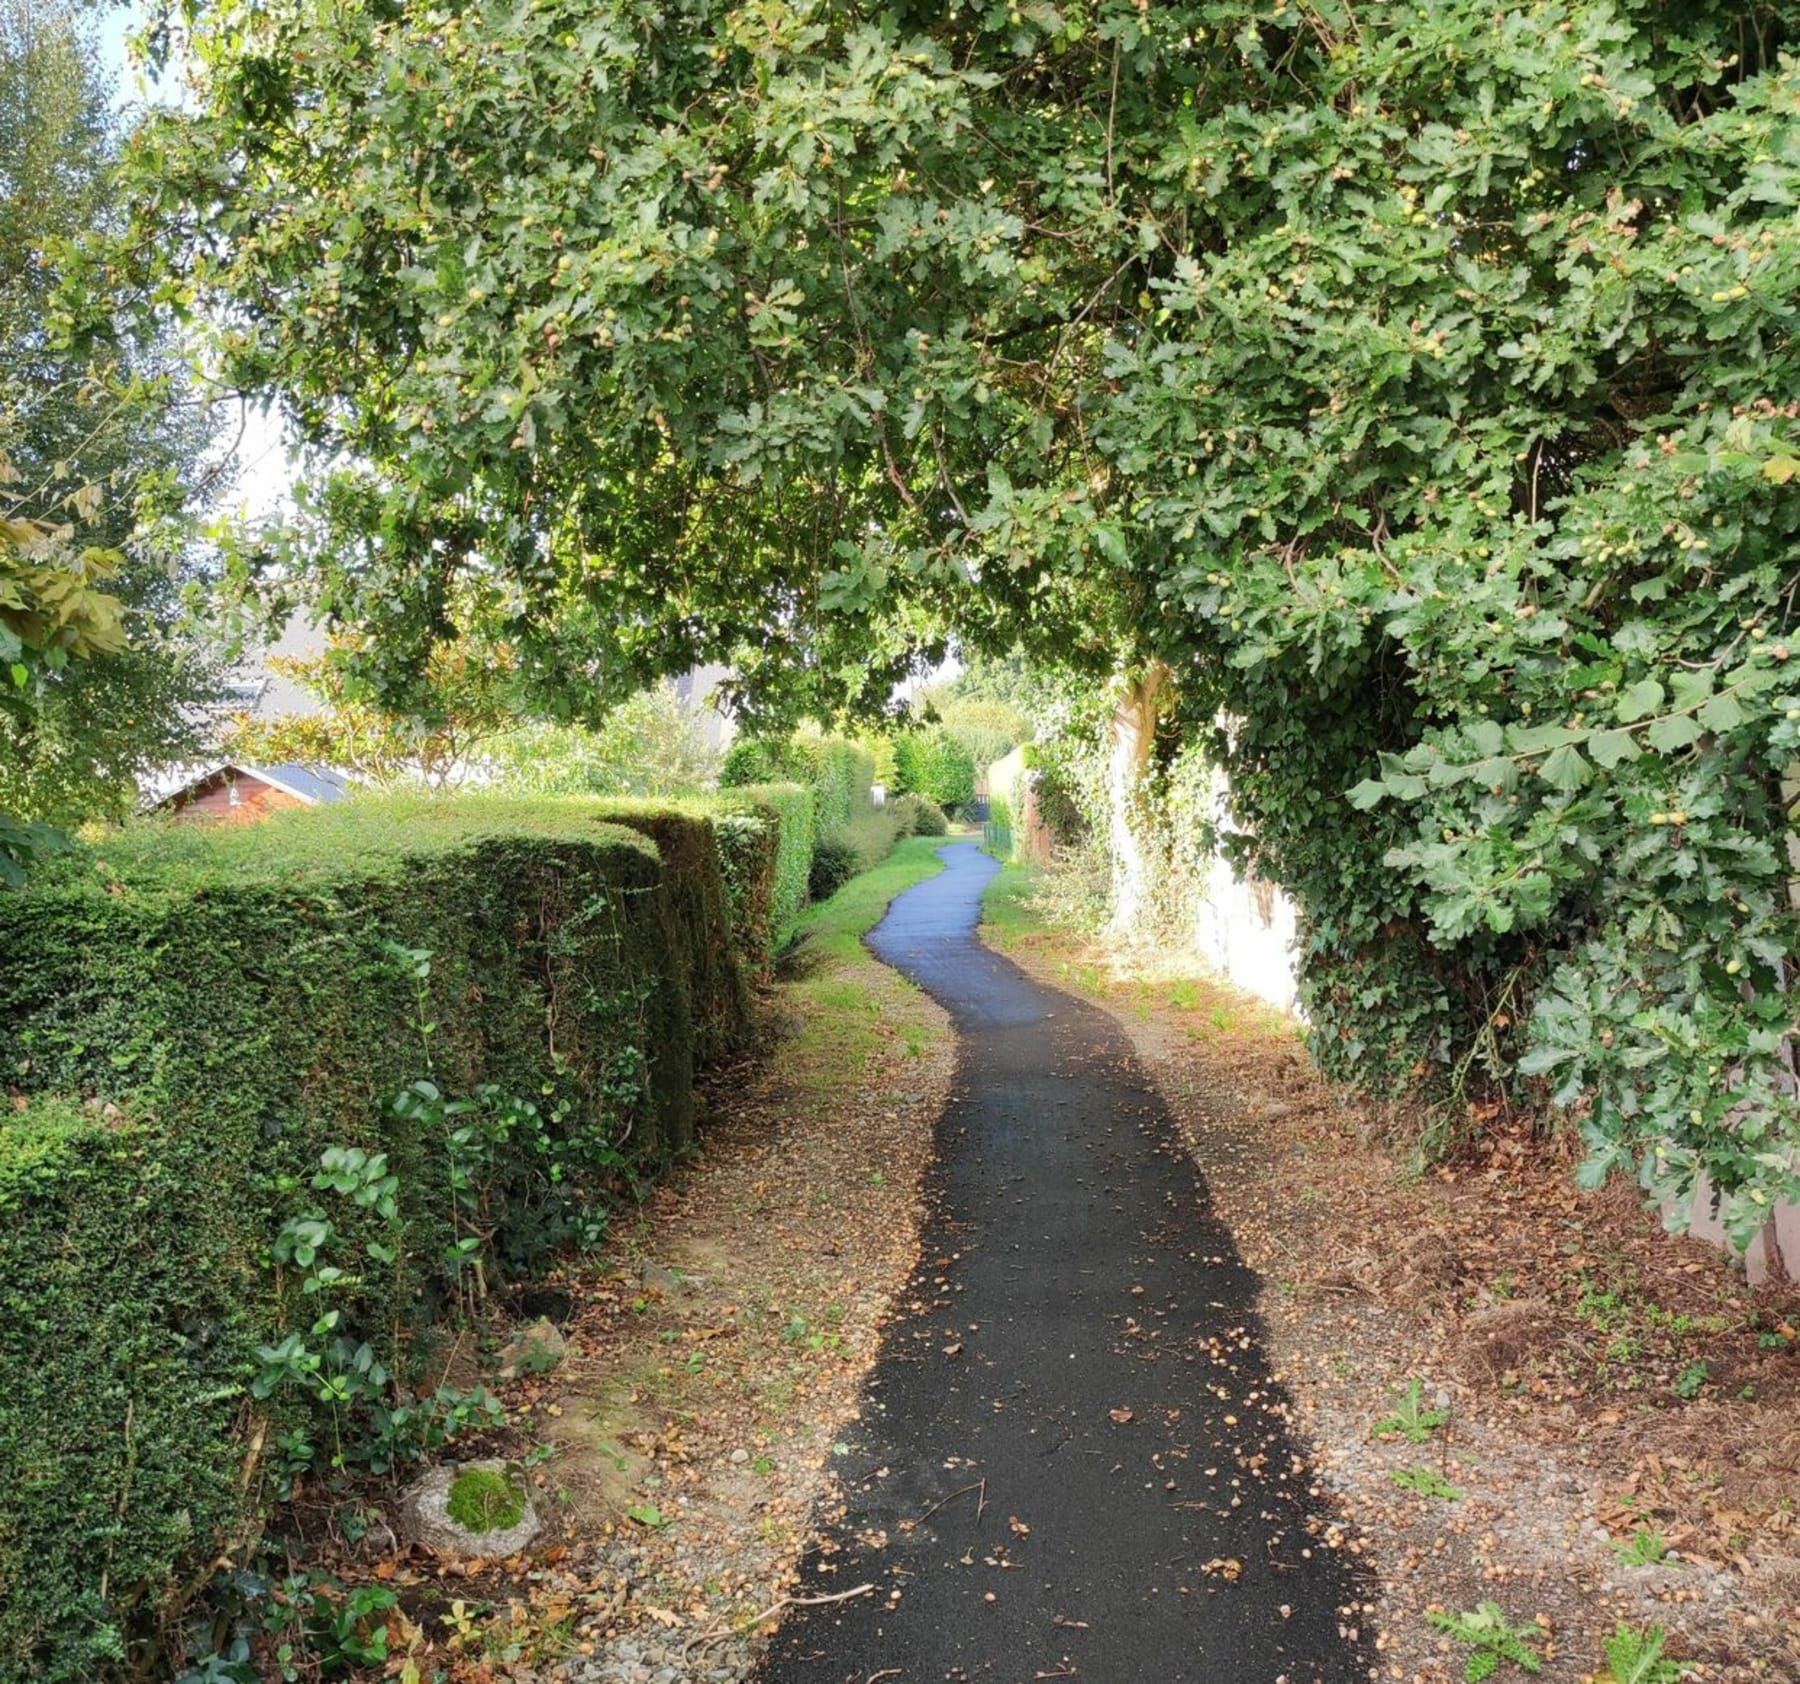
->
xmin=719 ymin=736 xmax=874 ymax=834
xmin=589 ymin=800 xmax=749 ymax=1064
xmin=0 ymin=795 xmax=762 ymax=1680
xmin=709 ymin=782 xmax=814 ymax=951
xmin=806 ymin=738 xmax=875 ymax=833
xmin=710 ymin=809 xmax=780 ymax=972
xmin=1 ymin=1098 xmax=254 ymax=1682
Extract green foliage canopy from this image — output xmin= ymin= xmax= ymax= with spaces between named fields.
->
xmin=486 ymin=681 xmax=724 ymax=798
xmin=111 ymin=1 xmax=1800 ymax=1236
xmin=892 ymin=726 xmax=977 ymax=816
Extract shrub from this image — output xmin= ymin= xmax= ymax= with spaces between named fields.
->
xmin=0 ymin=794 xmax=760 ymax=1680
xmin=808 ymin=832 xmax=860 ymax=901
xmin=892 ymin=728 xmax=976 ymax=816
xmin=1 ymin=1098 xmax=252 ymax=1682
xmin=719 ymin=737 xmax=807 ymax=789
xmin=938 ymin=697 xmax=1028 ymax=785
xmin=484 ymin=683 xmax=722 ymax=796
xmin=984 ymin=792 xmax=1014 ymax=860
xmin=839 ymin=805 xmax=906 ymax=869
xmin=721 ymin=735 xmax=874 ymax=834
xmin=892 ymin=792 xmax=947 ymax=837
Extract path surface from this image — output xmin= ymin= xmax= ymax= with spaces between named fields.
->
xmin=758 ymin=843 xmax=1367 ymax=1684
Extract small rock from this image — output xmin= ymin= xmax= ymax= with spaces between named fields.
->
xmin=498 ymin=1317 xmax=568 ymax=1380
xmin=400 ymin=1459 xmax=541 ymax=1557
xmin=730 ymin=1448 xmax=750 ymax=1465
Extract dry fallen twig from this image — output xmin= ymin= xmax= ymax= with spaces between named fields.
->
xmin=900 ymin=1478 xmax=987 ymax=1532
xmin=683 ymin=1580 xmax=875 ymax=1657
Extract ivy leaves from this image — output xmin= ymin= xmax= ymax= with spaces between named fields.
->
xmin=1351 ymin=643 xmax=1791 ymax=824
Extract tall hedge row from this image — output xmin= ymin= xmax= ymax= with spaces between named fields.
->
xmin=591 ymin=800 xmax=750 ymax=1065
xmin=719 ymin=736 xmax=874 ymax=834
xmin=806 ymin=738 xmax=876 ymax=833
xmin=711 ymin=781 xmax=816 ymax=950
xmin=0 ymin=794 xmax=792 ymax=1681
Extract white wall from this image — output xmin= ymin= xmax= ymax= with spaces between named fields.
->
xmin=1190 ymin=767 xmax=1303 ymax=1015
xmin=1191 ymin=849 xmax=1303 ymax=1016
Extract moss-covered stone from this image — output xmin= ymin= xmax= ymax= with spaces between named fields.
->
xmin=445 ymin=1467 xmax=526 ymax=1534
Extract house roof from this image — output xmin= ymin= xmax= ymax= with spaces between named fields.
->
xmin=254 ymin=763 xmax=353 ymax=805
xmin=153 ymin=762 xmax=354 ymax=809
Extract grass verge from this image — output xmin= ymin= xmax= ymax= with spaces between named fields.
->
xmin=976 ymin=857 xmax=1042 ymax=948
xmin=777 ymin=833 xmax=950 ymax=1094
xmin=790 ymin=833 xmax=949 ymax=961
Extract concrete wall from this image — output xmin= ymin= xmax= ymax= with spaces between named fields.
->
xmin=1681 ymin=1174 xmax=1798 ymax=1287
xmin=1191 ymin=847 xmax=1303 ymax=1017
xmin=1187 ymin=765 xmax=1303 ymax=1015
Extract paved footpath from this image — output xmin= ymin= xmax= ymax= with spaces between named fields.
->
xmin=758 ymin=842 xmax=1368 ymax=1684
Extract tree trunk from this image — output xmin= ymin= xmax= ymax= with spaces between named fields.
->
xmin=1105 ymin=660 xmax=1171 ymax=941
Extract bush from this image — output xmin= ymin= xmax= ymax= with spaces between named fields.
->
xmin=839 ymin=805 xmax=907 ymax=869
xmin=708 ymin=781 xmax=814 ymax=951
xmin=721 ymin=735 xmax=874 ymax=835
xmin=938 ymin=698 xmax=1028 ymax=784
xmin=719 ymin=737 xmax=807 ymax=789
xmin=484 ymin=683 xmax=722 ymax=796
xmin=984 ymin=793 xmax=1014 ymax=860
xmin=892 ymin=728 xmax=977 ymax=817
xmin=891 ymin=792 xmax=947 ymax=837
xmin=0 ymin=795 xmax=761 ymax=1681
xmin=804 ymin=804 xmax=909 ymax=905
xmin=807 ymin=832 xmax=860 ymax=901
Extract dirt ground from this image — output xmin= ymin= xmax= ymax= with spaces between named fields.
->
xmin=985 ymin=905 xmax=1800 ymax=1684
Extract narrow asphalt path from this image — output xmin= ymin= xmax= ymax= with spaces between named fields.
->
xmin=758 ymin=843 xmax=1368 ymax=1684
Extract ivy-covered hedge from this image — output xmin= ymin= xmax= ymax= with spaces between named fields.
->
xmin=711 ymin=807 xmax=783 ymax=972
xmin=0 ymin=796 xmax=763 ymax=1680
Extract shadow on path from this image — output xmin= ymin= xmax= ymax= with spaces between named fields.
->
xmin=758 ymin=842 xmax=1368 ymax=1683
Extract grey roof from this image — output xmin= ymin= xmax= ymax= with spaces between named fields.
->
xmin=255 ymin=764 xmax=353 ymax=804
